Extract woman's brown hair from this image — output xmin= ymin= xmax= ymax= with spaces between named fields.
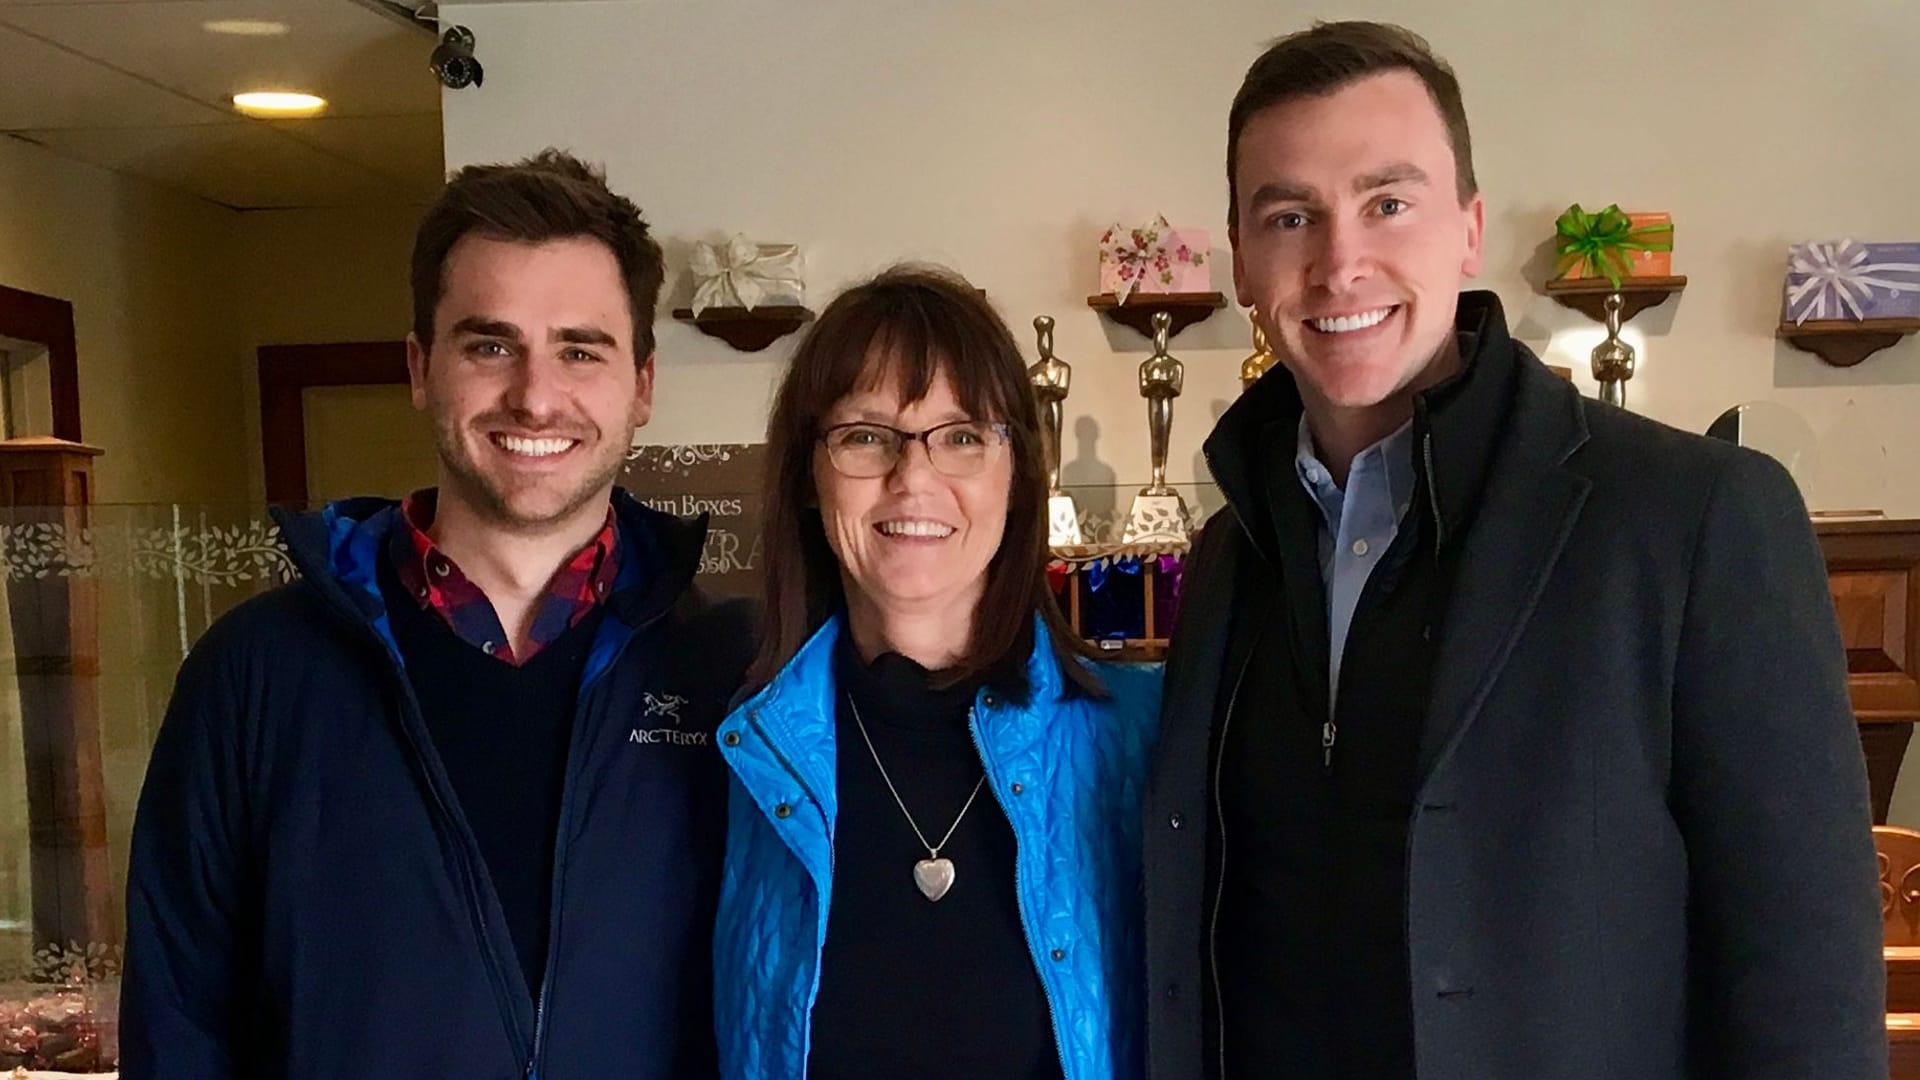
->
xmin=745 ymin=264 xmax=1103 ymax=702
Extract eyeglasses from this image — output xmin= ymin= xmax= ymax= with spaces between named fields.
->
xmin=818 ymin=420 xmax=1013 ymax=479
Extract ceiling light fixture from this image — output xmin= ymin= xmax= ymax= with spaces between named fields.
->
xmin=202 ymin=19 xmax=289 ymax=36
xmin=231 ymin=92 xmax=328 ymax=118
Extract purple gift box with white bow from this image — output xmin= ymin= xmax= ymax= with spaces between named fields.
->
xmin=1782 ymin=240 xmax=1920 ymax=324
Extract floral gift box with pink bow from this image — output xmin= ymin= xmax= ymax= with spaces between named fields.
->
xmin=1781 ymin=240 xmax=1920 ymax=324
xmin=1097 ymin=215 xmax=1211 ymax=302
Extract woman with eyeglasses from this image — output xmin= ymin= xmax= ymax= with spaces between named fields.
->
xmin=711 ymin=265 xmax=1161 ymax=1080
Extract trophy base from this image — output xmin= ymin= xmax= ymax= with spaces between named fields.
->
xmin=1047 ymin=494 xmax=1084 ymax=547
xmin=1122 ymin=492 xmax=1190 ymax=544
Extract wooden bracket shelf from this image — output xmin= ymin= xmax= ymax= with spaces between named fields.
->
xmin=1544 ymin=275 xmax=1687 ymax=324
xmin=1779 ymin=318 xmax=1920 ymax=368
xmin=1086 ymin=291 xmax=1226 ymax=339
xmin=671 ymin=305 xmax=814 ymax=352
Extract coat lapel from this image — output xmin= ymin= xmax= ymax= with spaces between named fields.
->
xmin=1418 ymin=362 xmax=1593 ymax=787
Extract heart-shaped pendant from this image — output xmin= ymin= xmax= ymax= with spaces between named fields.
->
xmin=913 ymin=857 xmax=955 ymax=901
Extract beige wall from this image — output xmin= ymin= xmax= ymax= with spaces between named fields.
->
xmin=442 ymin=0 xmax=1920 ymax=516
xmin=0 ymin=138 xmax=425 ymax=507
xmin=228 ymin=204 xmax=422 ymax=506
xmin=0 ymin=134 xmax=246 ymax=505
xmin=303 ymin=384 xmax=438 ymax=503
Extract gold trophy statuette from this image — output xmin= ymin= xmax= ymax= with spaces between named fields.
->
xmin=1590 ymin=292 xmax=1636 ymax=409
xmin=1123 ymin=311 xmax=1190 ymax=543
xmin=1029 ymin=315 xmax=1083 ymax=545
xmin=1240 ymin=317 xmax=1278 ymax=393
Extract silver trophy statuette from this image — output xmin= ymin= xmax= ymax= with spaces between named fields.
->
xmin=1123 ymin=311 xmax=1190 ymax=543
xmin=1029 ymin=315 xmax=1083 ymax=545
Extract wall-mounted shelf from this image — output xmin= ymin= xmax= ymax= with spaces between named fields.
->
xmin=1544 ymin=275 xmax=1687 ymax=324
xmin=1778 ymin=318 xmax=1920 ymax=368
xmin=1086 ymin=291 xmax=1226 ymax=339
xmin=671 ymin=305 xmax=814 ymax=352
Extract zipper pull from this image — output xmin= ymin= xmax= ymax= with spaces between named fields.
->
xmin=1322 ymin=720 xmax=1337 ymax=770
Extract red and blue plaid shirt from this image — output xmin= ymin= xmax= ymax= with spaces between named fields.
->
xmin=390 ymin=490 xmax=620 ymax=666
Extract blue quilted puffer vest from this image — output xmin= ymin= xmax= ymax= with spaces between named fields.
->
xmin=712 ymin=614 xmax=1161 ymax=1080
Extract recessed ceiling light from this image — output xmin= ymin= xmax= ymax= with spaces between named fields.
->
xmin=231 ymin=92 xmax=328 ymax=118
xmin=202 ymin=18 xmax=289 ymax=36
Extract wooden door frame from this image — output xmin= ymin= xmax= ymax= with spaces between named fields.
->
xmin=258 ymin=341 xmax=409 ymax=507
xmin=0 ymin=283 xmax=83 ymax=442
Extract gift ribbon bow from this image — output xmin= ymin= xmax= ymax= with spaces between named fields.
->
xmin=688 ymin=234 xmax=804 ymax=315
xmin=1099 ymin=214 xmax=1206 ymax=303
xmin=1553 ymin=204 xmax=1672 ymax=289
xmin=1785 ymin=240 xmax=1920 ymax=324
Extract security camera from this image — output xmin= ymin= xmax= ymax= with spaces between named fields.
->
xmin=430 ymin=25 xmax=482 ymax=90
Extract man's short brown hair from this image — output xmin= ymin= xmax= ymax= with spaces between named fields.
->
xmin=410 ymin=148 xmax=665 ymax=360
xmin=1227 ymin=21 xmax=1477 ymax=227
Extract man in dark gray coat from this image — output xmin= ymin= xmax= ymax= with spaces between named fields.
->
xmin=1144 ymin=20 xmax=1886 ymax=1080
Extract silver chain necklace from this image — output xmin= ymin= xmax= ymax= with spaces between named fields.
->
xmin=846 ymin=696 xmax=986 ymax=902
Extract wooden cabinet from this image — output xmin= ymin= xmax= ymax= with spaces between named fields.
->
xmin=1817 ymin=520 xmax=1920 ymax=823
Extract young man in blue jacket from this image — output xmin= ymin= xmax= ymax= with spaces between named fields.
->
xmin=120 ymin=150 xmax=753 ymax=1079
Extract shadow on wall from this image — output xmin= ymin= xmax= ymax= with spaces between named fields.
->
xmin=1190 ymin=397 xmax=1229 ymax=488
xmin=1064 ymin=414 xmax=1117 ymax=523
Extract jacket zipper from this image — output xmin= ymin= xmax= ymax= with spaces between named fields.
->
xmin=381 ymin=650 xmax=534 ymax=1072
xmin=1422 ymin=429 xmax=1445 ymax=555
xmin=311 ymin=580 xmax=535 ymax=1072
xmin=1208 ymin=644 xmax=1257 ymax=1080
xmin=525 ymin=604 xmax=674 ymax=1079
xmin=967 ymin=704 xmax=1074 ymax=1079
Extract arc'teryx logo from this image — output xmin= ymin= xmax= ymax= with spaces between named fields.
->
xmin=631 ymin=692 xmax=706 ymax=747
xmin=642 ymin=692 xmax=687 ymax=721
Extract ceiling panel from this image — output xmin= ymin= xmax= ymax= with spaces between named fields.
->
xmin=0 ymin=0 xmax=441 ymax=208
xmin=0 ymin=0 xmax=438 ymax=118
xmin=0 ymin=21 xmax=234 ymax=129
xmin=272 ymin=111 xmax=443 ymax=197
xmin=24 ymin=121 xmax=409 ymax=208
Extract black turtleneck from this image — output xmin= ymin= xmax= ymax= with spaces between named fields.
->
xmin=806 ymin=636 xmax=1064 ymax=1080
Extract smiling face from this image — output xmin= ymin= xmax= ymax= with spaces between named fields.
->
xmin=1230 ymin=70 xmax=1485 ymax=422
xmin=407 ymin=233 xmax=653 ymax=535
xmin=812 ymin=357 xmax=1012 ymax=627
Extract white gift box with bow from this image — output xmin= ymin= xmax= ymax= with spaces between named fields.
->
xmin=1782 ymin=239 xmax=1920 ymax=324
xmin=687 ymin=234 xmax=805 ymax=315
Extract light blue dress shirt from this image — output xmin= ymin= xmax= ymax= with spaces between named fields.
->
xmin=1294 ymin=415 xmax=1416 ymax=712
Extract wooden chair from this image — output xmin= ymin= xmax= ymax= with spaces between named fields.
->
xmin=1879 ymin=826 xmax=1920 ymax=947
xmin=1876 ymin=827 xmax=1920 ymax=1076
